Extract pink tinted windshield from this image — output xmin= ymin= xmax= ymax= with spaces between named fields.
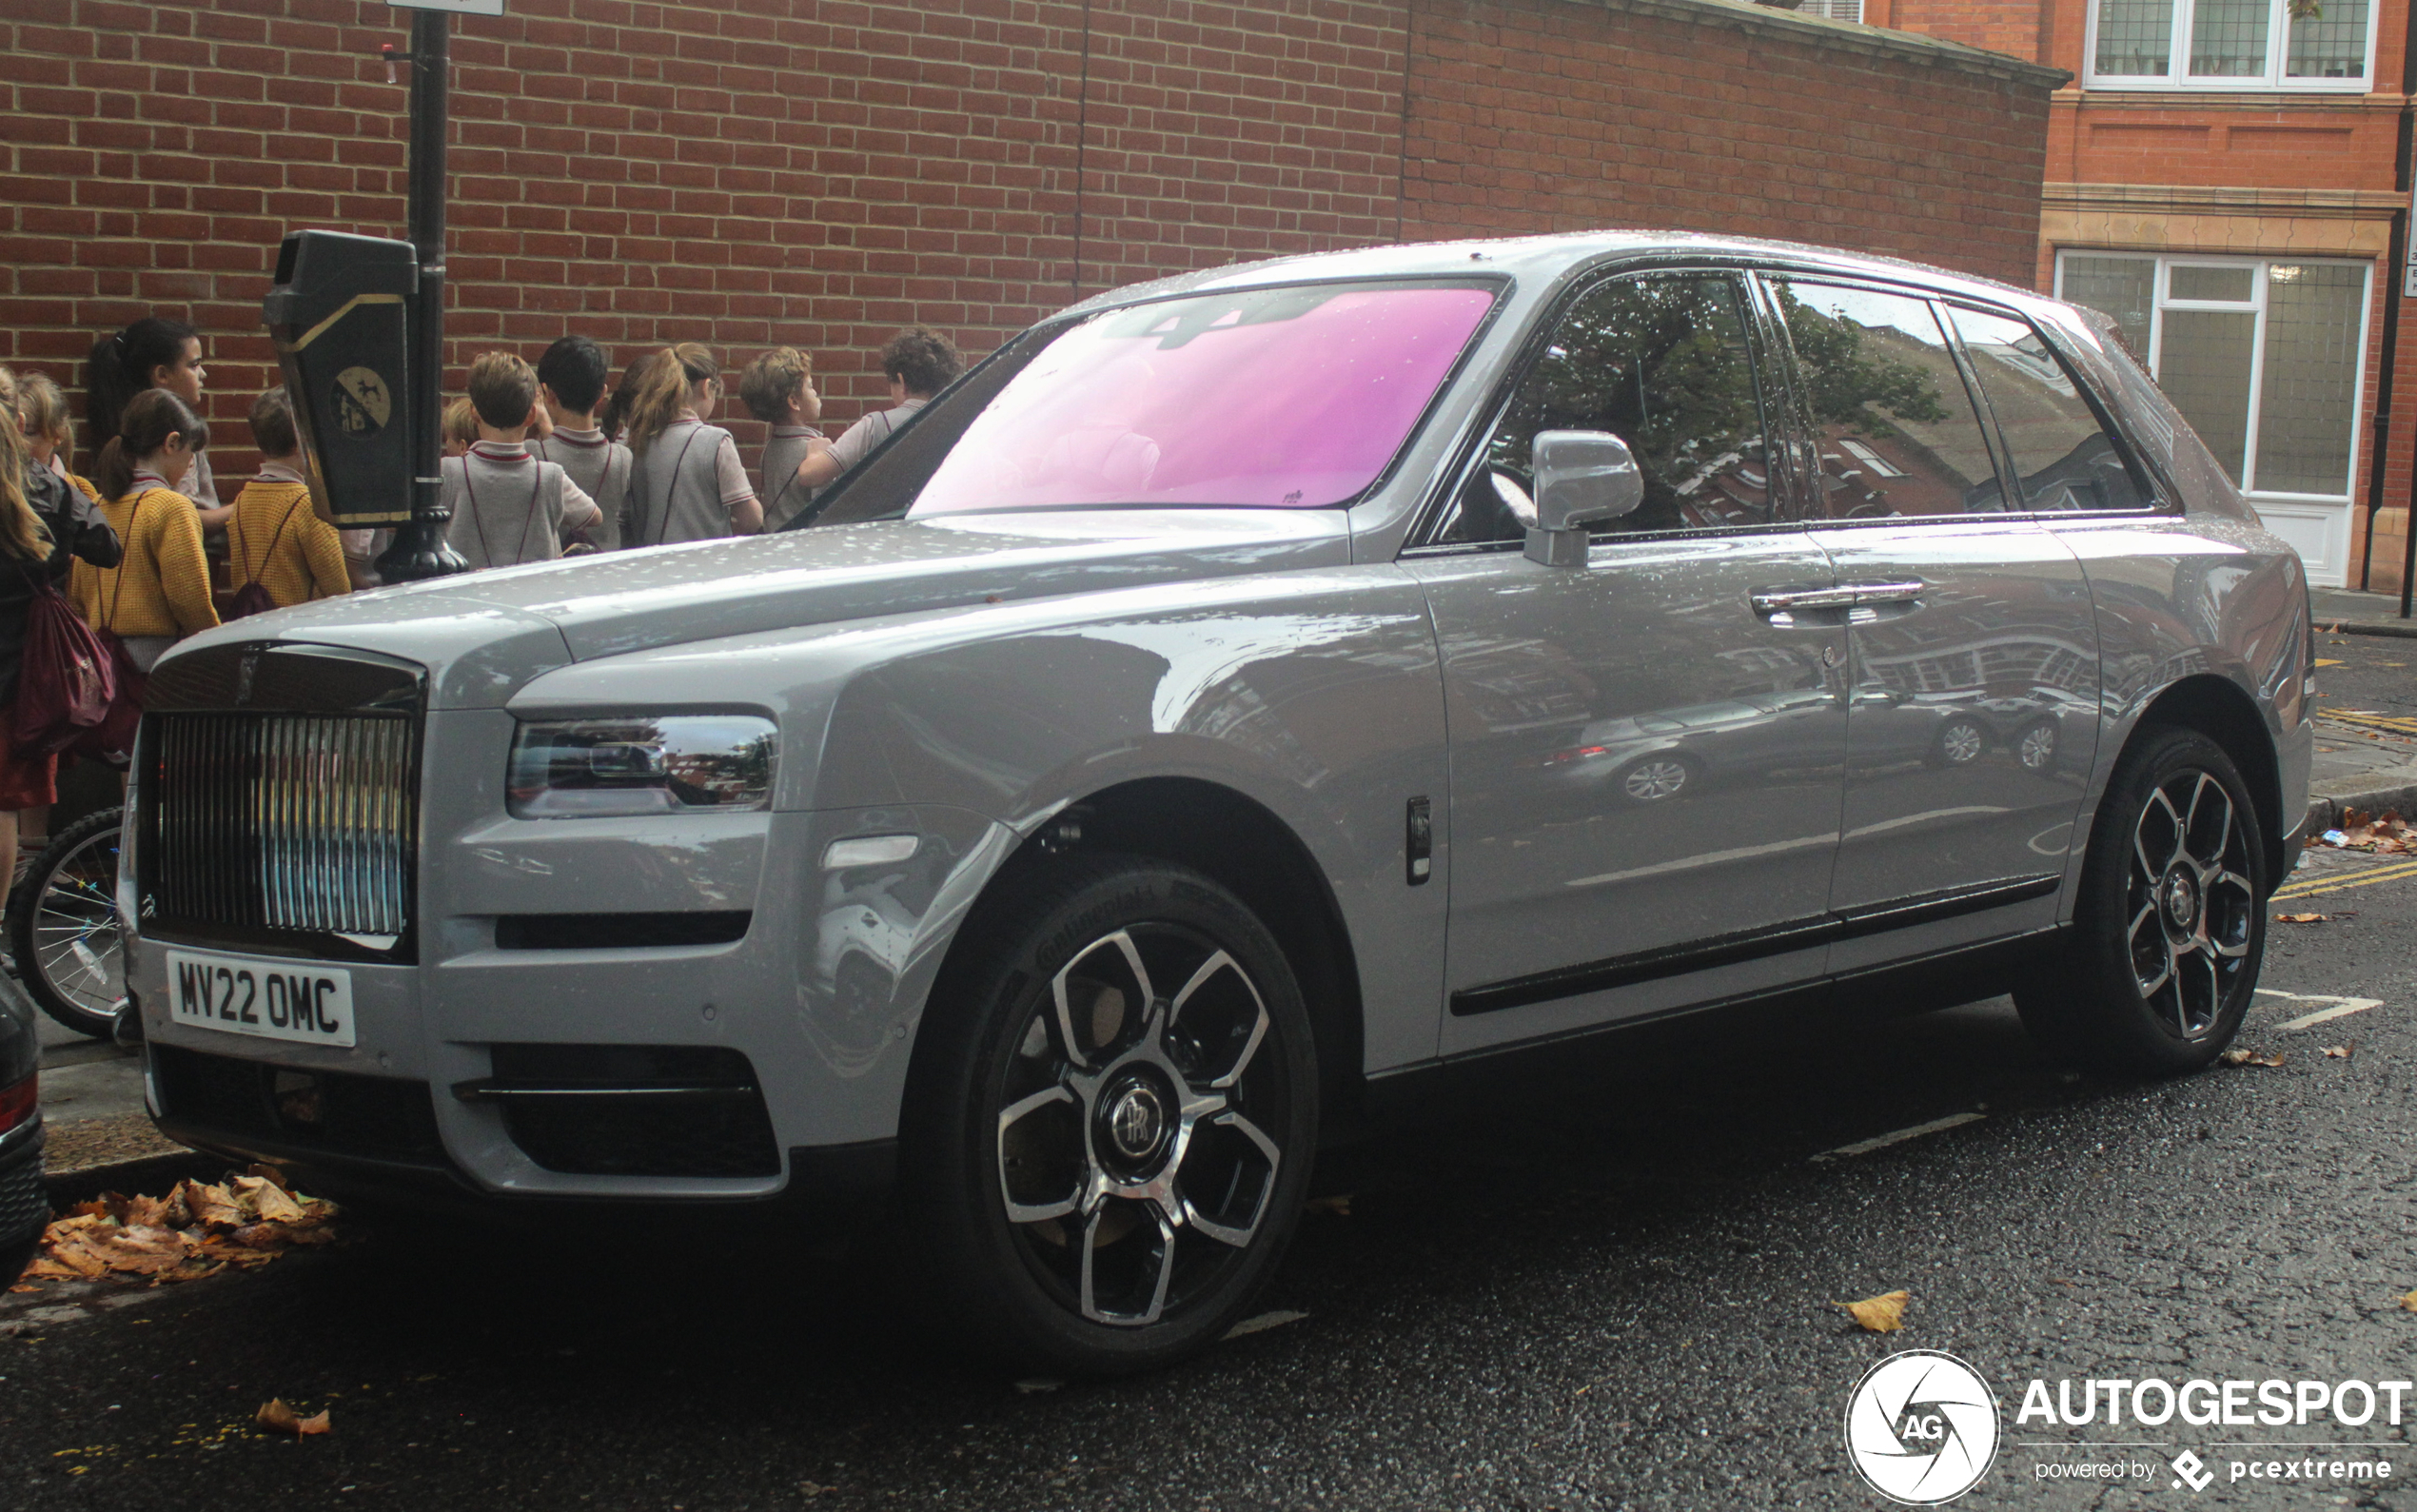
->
xmin=910 ymin=282 xmax=1497 ymax=515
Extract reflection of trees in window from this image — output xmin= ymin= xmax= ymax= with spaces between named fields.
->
xmin=1772 ymin=285 xmax=1948 ymax=440
xmin=1484 ymin=276 xmax=1770 ymax=534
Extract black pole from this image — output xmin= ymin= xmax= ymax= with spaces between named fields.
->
xmin=377 ymin=9 xmax=465 ymax=583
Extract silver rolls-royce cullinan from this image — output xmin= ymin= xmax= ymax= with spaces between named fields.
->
xmin=127 ymin=233 xmax=2311 ymax=1372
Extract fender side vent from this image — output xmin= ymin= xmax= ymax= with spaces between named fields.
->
xmin=494 ymin=912 xmax=751 ymax=951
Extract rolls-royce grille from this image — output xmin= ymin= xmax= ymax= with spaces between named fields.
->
xmin=149 ymin=713 xmax=419 ymax=938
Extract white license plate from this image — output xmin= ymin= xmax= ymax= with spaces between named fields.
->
xmin=165 ymin=950 xmax=356 ymax=1048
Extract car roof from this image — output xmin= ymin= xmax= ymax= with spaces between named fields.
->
xmin=1062 ymin=229 xmax=2060 ymax=323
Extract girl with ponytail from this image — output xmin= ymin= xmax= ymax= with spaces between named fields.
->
xmin=0 ymin=369 xmax=121 ymax=878
xmin=75 ymin=390 xmax=220 ymax=689
xmin=620 ymin=344 xmax=763 ymax=545
xmin=85 ymin=318 xmax=227 ymax=525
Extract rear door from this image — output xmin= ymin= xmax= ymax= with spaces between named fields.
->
xmin=1760 ymin=276 xmax=2101 ymax=969
xmin=1406 ymin=268 xmax=1849 ymax=1056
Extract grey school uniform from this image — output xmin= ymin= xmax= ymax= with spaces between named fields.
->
xmin=824 ymin=398 xmax=928 ymax=474
xmin=758 ymin=424 xmax=824 ymax=530
xmin=626 ymin=415 xmax=754 ymax=546
xmin=440 ymin=441 xmax=598 ymax=572
xmin=529 ymin=426 xmax=633 ymax=551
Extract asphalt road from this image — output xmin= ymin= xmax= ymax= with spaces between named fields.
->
xmin=2 ymin=850 xmax=2411 ymax=1508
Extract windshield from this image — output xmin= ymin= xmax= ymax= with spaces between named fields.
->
xmin=908 ymin=281 xmax=1498 ymax=516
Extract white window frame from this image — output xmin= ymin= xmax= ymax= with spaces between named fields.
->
xmin=2056 ymin=251 xmax=2371 ymax=504
xmin=2056 ymin=250 xmax=2372 ymax=586
xmin=2081 ymin=0 xmax=2377 ymax=90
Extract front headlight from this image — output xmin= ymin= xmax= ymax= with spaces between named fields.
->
xmin=507 ymin=716 xmax=776 ymax=818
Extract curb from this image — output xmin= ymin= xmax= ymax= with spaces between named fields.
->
xmin=42 ymin=1150 xmax=223 ymax=1209
xmin=2304 ymin=776 xmax=2417 ymax=835
xmin=2314 ymin=617 xmax=2417 ymax=640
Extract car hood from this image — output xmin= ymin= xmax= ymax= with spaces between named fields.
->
xmin=167 ymin=509 xmax=1356 ymax=709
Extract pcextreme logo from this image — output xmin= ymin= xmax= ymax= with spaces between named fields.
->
xmin=1843 ymin=1350 xmax=2001 ymax=1505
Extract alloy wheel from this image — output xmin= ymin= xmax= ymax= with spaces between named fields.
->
xmin=1937 ymin=720 xmax=1984 ymax=765
xmin=2017 ymin=723 xmax=2056 ymax=771
xmin=1621 ymin=757 xmax=1691 ymax=801
xmin=2126 ymin=770 xmax=2255 ymax=1039
xmin=992 ymin=923 xmax=1288 ymax=1326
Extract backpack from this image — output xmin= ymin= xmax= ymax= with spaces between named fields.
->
xmin=222 ymin=494 xmax=304 ymax=620
xmin=67 ymin=489 xmax=156 ymax=767
xmin=10 ymin=573 xmax=117 ymax=756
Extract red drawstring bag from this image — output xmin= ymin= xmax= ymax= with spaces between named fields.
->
xmin=10 ymin=577 xmax=116 ymax=756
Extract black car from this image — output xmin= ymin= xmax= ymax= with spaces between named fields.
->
xmin=0 ymin=976 xmax=45 ymax=1282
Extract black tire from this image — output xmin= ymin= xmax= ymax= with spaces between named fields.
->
xmin=1612 ymin=751 xmax=1700 ymax=804
xmin=8 ymin=807 xmax=126 ymax=1039
xmin=900 ymin=854 xmax=1318 ymax=1376
xmin=2014 ymin=727 xmax=2266 ymax=1076
xmin=1927 ymin=717 xmax=1988 ymax=769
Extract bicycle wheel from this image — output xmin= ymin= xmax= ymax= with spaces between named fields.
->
xmin=9 ymin=807 xmax=127 ymax=1038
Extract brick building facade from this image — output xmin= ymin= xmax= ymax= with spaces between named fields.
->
xmin=1889 ymin=0 xmax=2413 ymax=592
xmin=1 ymin=0 xmax=2063 ymax=486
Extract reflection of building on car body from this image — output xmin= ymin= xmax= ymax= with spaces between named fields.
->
xmin=124 ymin=233 xmax=2312 ymax=1378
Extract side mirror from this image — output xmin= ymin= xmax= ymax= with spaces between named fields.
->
xmin=1524 ymin=430 xmax=1643 ymax=566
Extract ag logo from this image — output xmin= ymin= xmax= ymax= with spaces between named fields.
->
xmin=1843 ymin=1350 xmax=1999 ymax=1505
xmin=332 ymin=366 xmax=393 ymax=436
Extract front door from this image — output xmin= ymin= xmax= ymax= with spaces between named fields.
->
xmin=1406 ymin=270 xmax=1850 ymax=1058
xmin=1765 ymin=278 xmax=2102 ymax=970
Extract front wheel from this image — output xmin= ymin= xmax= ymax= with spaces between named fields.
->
xmin=8 ymin=807 xmax=127 ymax=1038
xmin=902 ymin=854 xmax=1318 ymax=1375
xmin=2015 ymin=728 xmax=2265 ymax=1076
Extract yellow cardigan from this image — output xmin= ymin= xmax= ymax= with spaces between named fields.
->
xmin=72 ymin=485 xmax=220 ymax=639
xmin=227 ymin=480 xmax=351 ymax=607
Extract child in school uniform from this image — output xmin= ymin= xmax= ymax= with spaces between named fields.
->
xmin=621 ymin=344 xmax=762 ymax=546
xmin=737 ymin=346 xmax=824 ymax=531
xmin=441 ymin=396 xmax=479 ymax=460
xmin=14 ymin=371 xmax=100 ymax=502
xmin=224 ymin=386 xmax=352 ymax=612
xmin=76 ymin=390 xmax=220 ymax=680
xmin=440 ymin=353 xmax=602 ymax=572
xmin=527 ymin=336 xmax=632 ymax=552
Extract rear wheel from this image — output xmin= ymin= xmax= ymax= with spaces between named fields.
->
xmin=1928 ymin=717 xmax=1987 ymax=768
xmin=8 ymin=807 xmax=126 ymax=1039
xmin=1614 ymin=752 xmax=1698 ymax=803
xmin=2015 ymin=728 xmax=2265 ymax=1075
xmin=902 ymin=854 xmax=1317 ymax=1375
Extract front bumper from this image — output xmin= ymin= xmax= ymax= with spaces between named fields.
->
xmin=131 ymin=702 xmax=1013 ymax=1203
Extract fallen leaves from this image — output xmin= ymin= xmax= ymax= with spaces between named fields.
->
xmin=2220 ymin=1049 xmax=2286 ymax=1068
xmin=2272 ymin=913 xmax=2328 ymax=924
xmin=21 ymin=1168 xmax=338 ymax=1288
xmin=1836 ymin=1290 xmax=1909 ymax=1333
xmin=2323 ymin=1044 xmax=2354 ymax=1060
xmin=253 ymin=1399 xmax=330 ymax=1437
xmin=2400 ymin=1289 xmax=2417 ymax=1313
xmin=2315 ymin=810 xmax=2417 ymax=854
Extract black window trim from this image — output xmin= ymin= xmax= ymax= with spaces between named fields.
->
xmin=1401 ymin=261 xmax=1794 ymax=557
xmin=1936 ymin=295 xmax=2172 ymax=520
xmin=1749 ymin=265 xmax=2178 ymax=533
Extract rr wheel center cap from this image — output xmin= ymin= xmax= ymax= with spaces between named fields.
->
xmin=2163 ymin=868 xmax=2201 ymax=931
xmin=1102 ymin=1078 xmax=1170 ymax=1166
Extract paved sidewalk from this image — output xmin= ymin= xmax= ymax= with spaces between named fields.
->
xmin=2310 ymin=585 xmax=2417 ymax=636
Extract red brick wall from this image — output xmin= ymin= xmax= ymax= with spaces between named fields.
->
xmin=1399 ymin=0 xmax=2052 ymax=283
xmin=0 ymin=0 xmax=2053 ymax=474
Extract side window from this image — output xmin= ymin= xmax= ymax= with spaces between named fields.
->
xmin=1770 ymin=280 xmax=2006 ymax=520
xmin=1436 ymin=273 xmax=1775 ymax=544
xmin=1945 ymin=305 xmax=2152 ymax=512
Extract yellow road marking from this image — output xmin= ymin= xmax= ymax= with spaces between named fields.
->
xmin=2315 ymin=658 xmax=2345 ymax=667
xmin=2320 ymin=710 xmax=2417 ymax=736
xmin=2272 ymin=857 xmax=2417 ymax=899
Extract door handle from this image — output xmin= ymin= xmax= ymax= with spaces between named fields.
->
xmin=1752 ymin=579 xmax=1927 ymax=624
xmin=1750 ymin=585 xmax=1858 ymax=614
xmin=1839 ymin=579 xmax=1926 ymax=607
